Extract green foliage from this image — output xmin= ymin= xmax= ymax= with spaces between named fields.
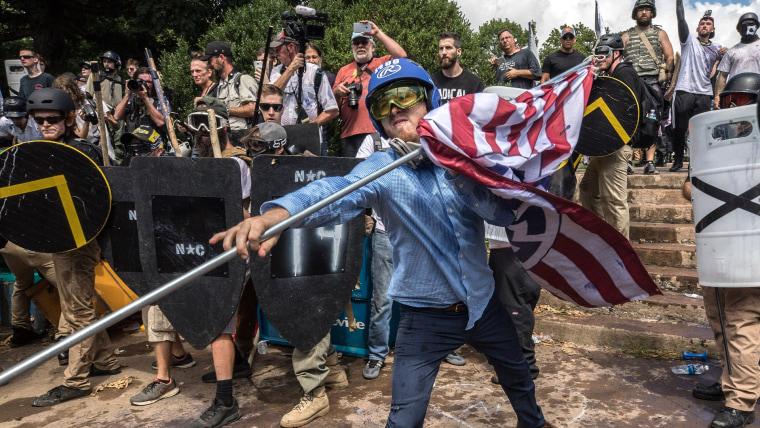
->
xmin=538 ymin=22 xmax=598 ymax=63
xmin=471 ymin=19 xmax=528 ymax=87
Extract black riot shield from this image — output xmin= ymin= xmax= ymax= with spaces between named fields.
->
xmin=106 ymin=156 xmax=246 ymax=349
xmin=576 ymin=76 xmax=640 ymax=157
xmin=250 ymin=155 xmax=364 ymax=351
xmin=99 ymin=166 xmax=147 ymax=292
xmin=284 ymin=123 xmax=321 ymax=155
xmin=0 ymin=141 xmax=111 ymax=253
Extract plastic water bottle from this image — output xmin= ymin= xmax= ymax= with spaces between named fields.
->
xmin=671 ymin=363 xmax=708 ymax=375
xmin=256 ymin=340 xmax=268 ymax=355
xmin=647 ymin=109 xmax=657 ymax=120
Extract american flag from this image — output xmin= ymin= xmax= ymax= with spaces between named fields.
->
xmin=418 ymin=66 xmax=661 ymax=307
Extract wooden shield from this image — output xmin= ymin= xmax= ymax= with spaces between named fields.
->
xmin=250 ymin=155 xmax=364 ymax=351
xmin=0 ymin=141 xmax=111 ymax=253
xmin=576 ymin=76 xmax=640 ymax=157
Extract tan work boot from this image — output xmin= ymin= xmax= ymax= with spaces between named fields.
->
xmin=280 ymin=386 xmax=330 ymax=427
xmin=321 ymin=352 xmax=348 ymax=390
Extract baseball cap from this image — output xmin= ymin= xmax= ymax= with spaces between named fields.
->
xmin=561 ymin=27 xmax=576 ymax=38
xmin=120 ymin=124 xmax=163 ymax=150
xmin=194 ymin=96 xmax=229 ymax=120
xmin=253 ymin=122 xmax=287 ymax=143
xmin=200 ymin=41 xmax=233 ymax=61
xmin=270 ymin=31 xmax=298 ymax=48
xmin=351 ymin=32 xmax=374 ymax=41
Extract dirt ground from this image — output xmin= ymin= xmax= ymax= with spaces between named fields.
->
xmin=0 ymin=324 xmax=751 ymax=427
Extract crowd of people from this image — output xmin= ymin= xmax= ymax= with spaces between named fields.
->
xmin=1 ymin=1 xmax=760 ymax=427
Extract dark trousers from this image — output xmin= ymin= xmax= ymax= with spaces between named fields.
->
xmin=386 ymin=292 xmax=544 ymax=428
xmin=340 ymin=133 xmax=369 ymax=158
xmin=672 ymin=91 xmax=712 ymax=162
xmin=490 ymin=247 xmax=541 ymax=376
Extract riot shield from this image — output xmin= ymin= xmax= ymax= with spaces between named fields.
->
xmin=284 ymin=123 xmax=321 ymax=155
xmin=250 ymin=155 xmax=363 ymax=351
xmin=102 ymin=156 xmax=246 ymax=349
xmin=0 ymin=141 xmax=111 ymax=253
xmin=576 ymin=76 xmax=639 ymax=157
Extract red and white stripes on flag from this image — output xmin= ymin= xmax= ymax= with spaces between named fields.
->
xmin=417 ymin=66 xmax=661 ymax=307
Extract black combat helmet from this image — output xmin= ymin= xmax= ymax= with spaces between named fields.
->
xmin=100 ymin=50 xmax=122 ymax=70
xmin=597 ymin=34 xmax=625 ymax=50
xmin=736 ymin=12 xmax=760 ymax=33
xmin=720 ymin=73 xmax=760 ymax=108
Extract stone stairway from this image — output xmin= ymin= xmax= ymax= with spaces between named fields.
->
xmin=534 ymin=164 xmax=718 ymax=356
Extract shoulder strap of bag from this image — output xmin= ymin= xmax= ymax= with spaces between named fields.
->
xmin=635 ymin=27 xmax=662 ymax=66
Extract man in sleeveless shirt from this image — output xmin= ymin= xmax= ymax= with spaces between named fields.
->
xmin=622 ymin=0 xmax=674 ymax=175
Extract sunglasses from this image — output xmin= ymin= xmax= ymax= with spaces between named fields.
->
xmin=32 ymin=115 xmax=65 ymax=125
xmin=259 ymin=103 xmax=283 ymax=112
xmin=19 ymin=55 xmax=34 ymax=60
xmin=186 ymin=111 xmax=229 ymax=132
xmin=353 ymin=39 xmax=370 ymax=46
xmin=720 ymin=92 xmax=756 ymax=109
xmin=368 ymin=82 xmax=426 ymax=120
xmin=562 ymin=35 xmax=575 ymax=40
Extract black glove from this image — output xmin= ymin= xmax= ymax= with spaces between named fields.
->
xmin=388 ymin=138 xmax=426 ymax=169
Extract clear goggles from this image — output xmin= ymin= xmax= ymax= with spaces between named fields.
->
xmin=368 ymin=81 xmax=426 ymax=121
xmin=186 ymin=111 xmax=229 ymax=132
xmin=593 ymin=45 xmax=618 ymax=61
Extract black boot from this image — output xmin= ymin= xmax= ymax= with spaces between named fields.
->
xmin=669 ymin=157 xmax=683 ymax=172
xmin=9 ymin=326 xmax=42 ymax=348
xmin=654 ymin=151 xmax=666 ymax=167
xmin=710 ymin=407 xmax=754 ymax=428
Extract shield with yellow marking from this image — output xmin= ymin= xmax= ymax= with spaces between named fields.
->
xmin=576 ymin=76 xmax=640 ymax=157
xmin=0 ymin=141 xmax=111 ymax=253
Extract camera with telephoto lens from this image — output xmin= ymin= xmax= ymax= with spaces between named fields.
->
xmin=79 ymin=100 xmax=98 ymax=124
xmin=281 ymin=6 xmax=328 ymax=43
xmin=127 ymin=78 xmax=146 ymax=92
xmin=345 ymin=82 xmax=362 ymax=109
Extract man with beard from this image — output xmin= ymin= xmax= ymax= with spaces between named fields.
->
xmin=714 ymin=13 xmax=760 ymax=110
xmin=431 ymin=31 xmax=484 ymax=104
xmin=622 ymin=0 xmax=674 ymax=175
xmin=334 ymin=21 xmax=406 ymax=157
xmin=86 ymin=51 xmax=125 ymax=110
xmin=668 ymin=5 xmax=724 ymax=172
xmin=540 ymin=27 xmax=587 ymax=83
xmin=114 ymin=66 xmax=171 ymax=147
xmin=211 ymin=57 xmax=550 ymax=428
xmin=490 ymin=29 xmax=541 ymax=89
xmin=200 ymin=41 xmax=258 ymax=145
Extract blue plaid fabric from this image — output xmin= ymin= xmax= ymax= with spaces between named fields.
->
xmin=262 ymin=150 xmax=516 ymax=329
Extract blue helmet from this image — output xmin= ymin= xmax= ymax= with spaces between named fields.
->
xmin=366 ymin=58 xmax=441 ymax=138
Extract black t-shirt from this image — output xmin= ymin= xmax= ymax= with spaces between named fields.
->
xmin=18 ymin=73 xmax=54 ymax=99
xmin=494 ymin=50 xmax=540 ymax=90
xmin=431 ymin=69 xmax=485 ymax=104
xmin=541 ymin=50 xmax=586 ymax=78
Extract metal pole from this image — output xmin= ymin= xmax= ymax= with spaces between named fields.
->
xmin=715 ymin=287 xmax=732 ymax=376
xmin=0 ymin=147 xmax=423 ymax=385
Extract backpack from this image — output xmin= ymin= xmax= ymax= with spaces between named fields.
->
xmin=637 ymin=78 xmax=662 ymax=140
xmin=229 ymin=71 xmax=259 ymax=128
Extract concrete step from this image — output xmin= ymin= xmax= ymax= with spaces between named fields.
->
xmin=534 ymin=310 xmax=716 ymax=356
xmin=629 ymin=204 xmax=693 ymax=223
xmin=647 ymin=265 xmax=701 ymax=293
xmin=630 ymin=221 xmax=695 ymax=244
xmin=538 ymin=290 xmax=706 ymax=326
xmin=627 ymin=188 xmax=689 ymax=205
xmin=627 ymin=172 xmax=689 ymax=189
xmin=632 ymin=242 xmax=696 ymax=268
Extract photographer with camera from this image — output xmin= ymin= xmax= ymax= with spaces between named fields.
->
xmin=113 ymin=66 xmax=170 ymax=150
xmin=269 ymin=29 xmax=339 ymax=146
xmin=334 ymin=21 xmax=406 ymax=157
xmin=53 ymin=75 xmax=110 ymax=148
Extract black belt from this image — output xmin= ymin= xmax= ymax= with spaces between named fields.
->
xmin=428 ymin=303 xmax=468 ymax=312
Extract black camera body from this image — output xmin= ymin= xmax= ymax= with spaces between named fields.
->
xmin=80 ymin=100 xmax=98 ymax=125
xmin=281 ymin=8 xmax=328 ymax=44
xmin=345 ymin=82 xmax=362 ymax=109
xmin=127 ymin=78 xmax=146 ymax=92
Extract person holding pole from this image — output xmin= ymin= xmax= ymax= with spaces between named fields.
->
xmin=212 ymin=58 xmax=549 ymax=428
